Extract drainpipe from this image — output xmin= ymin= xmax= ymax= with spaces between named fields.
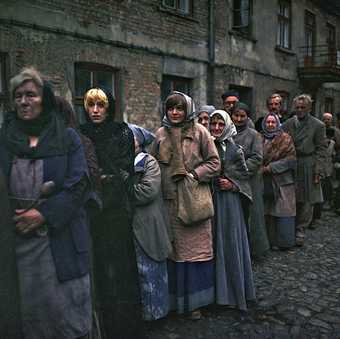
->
xmin=207 ymin=0 xmax=215 ymax=104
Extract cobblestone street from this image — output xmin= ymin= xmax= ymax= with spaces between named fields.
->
xmin=147 ymin=210 xmax=340 ymax=339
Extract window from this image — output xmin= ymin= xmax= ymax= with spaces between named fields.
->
xmin=277 ymin=0 xmax=291 ymax=49
xmin=0 ymin=53 xmax=9 ymax=126
xmin=233 ymin=0 xmax=252 ymax=35
xmin=162 ymin=0 xmax=193 ymax=15
xmin=161 ymin=75 xmax=192 ymax=116
xmin=325 ymin=97 xmax=334 ymax=114
xmin=74 ymin=63 xmax=118 ymax=123
xmin=305 ymin=11 xmax=316 ymax=59
xmin=327 ymin=23 xmax=336 ymax=65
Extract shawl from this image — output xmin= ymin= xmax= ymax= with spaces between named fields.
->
xmin=128 ymin=123 xmax=155 ymax=151
xmin=262 ymin=113 xmax=282 ymax=139
xmin=197 ymin=105 xmax=216 ymax=117
xmin=263 ymin=131 xmax=296 ymax=166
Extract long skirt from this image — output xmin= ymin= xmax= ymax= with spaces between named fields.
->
xmin=213 ymin=190 xmax=256 ymax=310
xmin=134 ymin=240 xmax=169 ymax=321
xmin=16 ymin=235 xmax=91 ymax=339
xmin=168 ymin=259 xmax=214 ymax=314
xmin=266 ymin=216 xmax=295 ymax=248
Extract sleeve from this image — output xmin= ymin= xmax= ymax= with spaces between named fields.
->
xmin=193 ymin=127 xmax=221 ymax=182
xmin=313 ymin=123 xmax=327 ymax=177
xmin=37 ymin=130 xmax=90 ymax=231
xmin=245 ymin=131 xmax=263 ymax=177
xmin=134 ymin=156 xmax=161 ymax=206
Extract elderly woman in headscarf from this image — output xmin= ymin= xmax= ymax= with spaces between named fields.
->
xmin=232 ymin=102 xmax=270 ymax=258
xmin=0 ymin=67 xmax=92 ymax=339
xmin=151 ymin=91 xmax=220 ymax=319
xmin=80 ymin=88 xmax=144 ymax=338
xmin=209 ymin=110 xmax=255 ymax=311
xmin=128 ymin=123 xmax=172 ymax=321
xmin=197 ymin=105 xmax=215 ymax=130
xmin=262 ymin=113 xmax=297 ymax=249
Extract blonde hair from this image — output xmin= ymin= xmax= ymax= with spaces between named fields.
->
xmin=10 ymin=67 xmax=43 ymax=99
xmin=84 ymin=88 xmax=109 ymax=111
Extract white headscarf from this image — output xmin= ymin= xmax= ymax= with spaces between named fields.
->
xmin=210 ymin=110 xmax=237 ymax=143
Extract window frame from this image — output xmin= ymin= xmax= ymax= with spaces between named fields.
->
xmin=74 ymin=62 xmax=120 ymax=122
xmin=276 ymin=0 xmax=291 ymax=49
xmin=232 ymin=0 xmax=252 ymax=36
xmin=305 ymin=10 xmax=316 ymax=58
xmin=161 ymin=0 xmax=193 ymax=16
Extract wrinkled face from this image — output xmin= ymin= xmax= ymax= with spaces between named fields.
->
xmin=198 ymin=111 xmax=210 ymax=129
xmin=87 ymin=100 xmax=108 ymax=124
xmin=210 ymin=116 xmax=226 ymax=138
xmin=294 ymin=99 xmax=310 ymax=119
xmin=14 ymin=81 xmax=43 ymax=121
xmin=223 ymin=96 xmax=239 ymax=112
xmin=167 ymin=104 xmax=185 ymax=124
xmin=231 ymin=109 xmax=248 ymax=127
xmin=323 ymin=114 xmax=333 ymax=128
xmin=265 ymin=115 xmax=278 ymax=131
xmin=268 ymin=97 xmax=281 ymax=114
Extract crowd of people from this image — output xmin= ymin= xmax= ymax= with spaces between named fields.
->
xmin=0 ymin=66 xmax=336 ymax=339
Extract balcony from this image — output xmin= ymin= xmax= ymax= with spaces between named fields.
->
xmin=298 ymin=45 xmax=340 ymax=89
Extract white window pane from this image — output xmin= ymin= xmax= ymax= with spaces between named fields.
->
xmin=284 ymin=22 xmax=289 ymax=48
xmin=178 ymin=0 xmax=189 ymax=13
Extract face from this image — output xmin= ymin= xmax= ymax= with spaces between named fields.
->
xmin=198 ymin=111 xmax=210 ymax=129
xmin=14 ymin=81 xmax=43 ymax=121
xmin=167 ymin=105 xmax=186 ymax=124
xmin=231 ymin=109 xmax=248 ymax=127
xmin=265 ymin=115 xmax=277 ymax=131
xmin=223 ymin=96 xmax=239 ymax=112
xmin=268 ymin=97 xmax=281 ymax=114
xmin=294 ymin=99 xmax=310 ymax=119
xmin=210 ymin=116 xmax=226 ymax=138
xmin=87 ymin=100 xmax=108 ymax=124
xmin=323 ymin=114 xmax=333 ymax=128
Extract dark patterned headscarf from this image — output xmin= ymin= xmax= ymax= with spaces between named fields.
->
xmin=262 ymin=113 xmax=282 ymax=139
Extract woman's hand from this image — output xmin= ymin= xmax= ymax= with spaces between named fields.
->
xmin=14 ymin=209 xmax=46 ymax=235
xmin=218 ymin=177 xmax=234 ymax=191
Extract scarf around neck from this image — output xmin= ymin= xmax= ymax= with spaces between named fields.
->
xmin=262 ymin=113 xmax=282 ymax=139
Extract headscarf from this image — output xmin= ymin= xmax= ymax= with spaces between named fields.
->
xmin=262 ymin=113 xmax=282 ymax=139
xmin=162 ymin=91 xmax=196 ymax=128
xmin=210 ymin=110 xmax=237 ymax=143
xmin=197 ymin=105 xmax=216 ymax=117
xmin=128 ymin=123 xmax=155 ymax=152
xmin=1 ymin=81 xmax=69 ymax=159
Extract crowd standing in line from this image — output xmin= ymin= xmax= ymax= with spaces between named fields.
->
xmin=1 ymin=67 xmax=333 ymax=339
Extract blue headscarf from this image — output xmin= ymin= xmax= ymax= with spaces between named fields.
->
xmin=128 ymin=123 xmax=155 ymax=151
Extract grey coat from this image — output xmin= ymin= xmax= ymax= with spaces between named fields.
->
xmin=282 ymin=114 xmax=327 ymax=203
xmin=132 ymin=153 xmax=172 ymax=262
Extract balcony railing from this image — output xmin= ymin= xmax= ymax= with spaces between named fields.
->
xmin=298 ymin=44 xmax=340 ymax=68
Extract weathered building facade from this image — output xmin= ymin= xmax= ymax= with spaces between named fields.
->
xmin=1 ymin=0 xmax=340 ymax=128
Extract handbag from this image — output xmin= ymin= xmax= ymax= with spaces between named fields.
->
xmin=177 ymin=174 xmax=214 ymax=226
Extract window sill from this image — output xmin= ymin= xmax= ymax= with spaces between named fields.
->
xmin=228 ymin=30 xmax=257 ymax=43
xmin=158 ymin=6 xmax=198 ymax=22
xmin=275 ymin=46 xmax=296 ymax=56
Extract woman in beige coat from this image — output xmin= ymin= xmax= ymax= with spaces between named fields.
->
xmin=152 ymin=91 xmax=220 ymax=319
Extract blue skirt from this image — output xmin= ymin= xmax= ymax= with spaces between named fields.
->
xmin=168 ymin=259 xmax=214 ymax=314
xmin=134 ymin=240 xmax=169 ymax=321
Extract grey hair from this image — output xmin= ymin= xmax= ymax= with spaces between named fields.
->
xmin=10 ymin=67 xmax=44 ymax=99
xmin=293 ymin=94 xmax=313 ymax=109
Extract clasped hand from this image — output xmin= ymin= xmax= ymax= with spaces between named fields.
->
xmin=13 ymin=209 xmax=45 ymax=235
xmin=218 ymin=177 xmax=234 ymax=191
